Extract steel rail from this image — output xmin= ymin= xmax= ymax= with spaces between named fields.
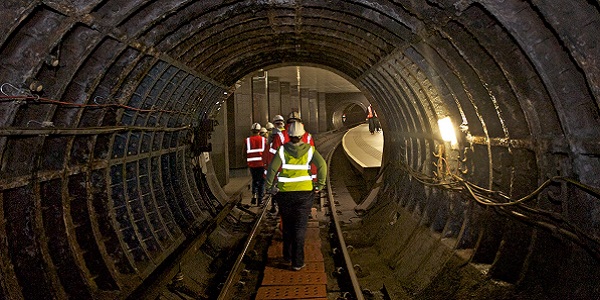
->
xmin=217 ymin=197 xmax=271 ymax=300
xmin=325 ymin=140 xmax=365 ymax=300
xmin=126 ymin=193 xmax=244 ymax=299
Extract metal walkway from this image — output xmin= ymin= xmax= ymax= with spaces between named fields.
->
xmin=256 ymin=211 xmax=327 ymax=300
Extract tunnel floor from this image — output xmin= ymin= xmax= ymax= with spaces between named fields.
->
xmin=128 ymin=138 xmax=395 ymax=299
xmin=329 ymin=145 xmax=413 ymax=299
xmin=125 ymin=131 xmax=519 ymax=299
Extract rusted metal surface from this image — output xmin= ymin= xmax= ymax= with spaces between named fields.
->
xmin=267 ymin=241 xmax=324 ymax=262
xmin=255 ymin=285 xmax=327 ymax=299
xmin=261 ymin=271 xmax=327 ymax=285
xmin=264 ymin=262 xmax=326 ymax=275
xmin=0 ymin=0 xmax=598 ymax=299
xmin=0 ymin=4 xmax=228 ymax=296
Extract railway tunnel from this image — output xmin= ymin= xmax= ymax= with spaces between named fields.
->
xmin=0 ymin=1 xmax=599 ymax=299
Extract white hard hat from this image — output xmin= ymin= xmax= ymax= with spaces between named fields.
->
xmin=251 ymin=123 xmax=261 ymax=131
xmin=265 ymin=122 xmax=274 ymax=130
xmin=287 ymin=121 xmax=306 ymax=137
xmin=287 ymin=111 xmax=301 ymax=122
xmin=259 ymin=127 xmax=267 ymax=135
xmin=273 ymin=115 xmax=284 ymax=122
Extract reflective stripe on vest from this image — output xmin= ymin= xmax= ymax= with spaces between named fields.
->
xmin=276 ymin=146 xmax=314 ymax=191
xmin=246 ymin=137 xmax=265 ymax=153
xmin=246 ymin=136 xmax=265 ymax=167
xmin=269 ymin=131 xmax=286 ymax=154
xmin=278 ymin=176 xmax=313 ymax=182
xmin=278 ymin=131 xmax=285 ymax=143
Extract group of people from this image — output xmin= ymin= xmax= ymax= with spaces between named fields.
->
xmin=244 ymin=112 xmax=327 ymax=271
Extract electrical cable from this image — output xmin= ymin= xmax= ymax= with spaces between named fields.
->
xmin=386 ymin=151 xmax=600 ymax=258
xmin=0 ymin=125 xmax=191 ymax=136
xmin=0 ymin=95 xmax=192 ymax=115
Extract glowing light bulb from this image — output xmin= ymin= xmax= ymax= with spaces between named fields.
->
xmin=438 ymin=117 xmax=457 ymax=146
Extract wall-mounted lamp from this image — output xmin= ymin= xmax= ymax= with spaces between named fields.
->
xmin=438 ymin=117 xmax=458 ymax=148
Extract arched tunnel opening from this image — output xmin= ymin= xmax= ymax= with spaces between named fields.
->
xmin=331 ymin=102 xmax=369 ymax=130
xmin=0 ymin=1 xmax=599 ymax=299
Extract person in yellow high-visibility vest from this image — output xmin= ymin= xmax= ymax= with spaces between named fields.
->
xmin=264 ymin=122 xmax=327 ymax=271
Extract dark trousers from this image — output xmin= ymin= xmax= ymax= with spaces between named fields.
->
xmin=274 ymin=191 xmax=314 ymax=268
xmin=249 ymin=167 xmax=265 ymax=200
xmin=368 ymin=118 xmax=375 ymax=133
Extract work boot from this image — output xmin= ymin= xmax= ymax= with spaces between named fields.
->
xmin=251 ymin=193 xmax=257 ymax=205
xmin=292 ymin=264 xmax=306 ymax=271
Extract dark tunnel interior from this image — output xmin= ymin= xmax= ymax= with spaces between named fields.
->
xmin=0 ymin=1 xmax=599 ymax=299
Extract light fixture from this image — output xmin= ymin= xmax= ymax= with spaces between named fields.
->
xmin=438 ymin=117 xmax=458 ymax=147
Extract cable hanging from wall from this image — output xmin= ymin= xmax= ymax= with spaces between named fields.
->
xmin=387 ymin=151 xmax=600 ymax=260
xmin=0 ymin=125 xmax=191 ymax=136
xmin=0 ymin=82 xmax=194 ymax=115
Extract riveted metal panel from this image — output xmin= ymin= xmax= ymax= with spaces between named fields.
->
xmin=3 ymin=185 xmax=57 ymax=299
xmin=42 ymin=178 xmax=94 ymax=297
xmin=261 ymin=271 xmax=327 ymax=285
xmin=256 ymin=285 xmax=327 ymax=299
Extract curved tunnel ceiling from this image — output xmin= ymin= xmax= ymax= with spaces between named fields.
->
xmin=0 ymin=0 xmax=599 ymax=299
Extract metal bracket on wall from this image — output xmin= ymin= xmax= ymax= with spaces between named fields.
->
xmin=191 ymin=119 xmax=217 ymax=154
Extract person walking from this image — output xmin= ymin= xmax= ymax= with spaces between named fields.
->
xmin=264 ymin=122 xmax=275 ymax=141
xmin=259 ymin=127 xmax=268 ymax=138
xmin=263 ymin=115 xmax=288 ymax=213
xmin=264 ymin=122 xmax=327 ymax=271
xmin=266 ymin=112 xmax=318 ymax=184
xmin=245 ymin=123 xmax=267 ymax=205
xmin=270 ymin=114 xmax=286 ymax=142
xmin=367 ymin=104 xmax=378 ymax=134
xmin=267 ymin=112 xmax=315 ymax=167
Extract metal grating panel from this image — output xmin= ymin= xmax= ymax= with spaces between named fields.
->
xmin=264 ymin=262 xmax=325 ymax=274
xmin=262 ymin=270 xmax=327 ymax=286
xmin=268 ymin=242 xmax=323 ymax=262
xmin=255 ymin=285 xmax=327 ymax=300
xmin=305 ymin=227 xmax=320 ymax=240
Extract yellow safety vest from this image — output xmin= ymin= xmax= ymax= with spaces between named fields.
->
xmin=276 ymin=146 xmax=314 ymax=192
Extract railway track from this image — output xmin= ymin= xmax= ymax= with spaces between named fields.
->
xmin=216 ymin=129 xmax=367 ymax=299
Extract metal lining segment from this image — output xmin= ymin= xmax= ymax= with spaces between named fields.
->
xmin=0 ymin=1 xmax=597 ymax=298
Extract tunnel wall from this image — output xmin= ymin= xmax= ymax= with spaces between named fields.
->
xmin=0 ymin=1 xmax=598 ymax=299
xmin=0 ymin=5 xmax=229 ymax=298
xmin=356 ymin=2 xmax=600 ymax=298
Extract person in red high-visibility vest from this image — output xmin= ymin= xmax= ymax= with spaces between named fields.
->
xmin=246 ymin=123 xmax=267 ymax=205
xmin=266 ymin=112 xmax=316 ymax=176
xmin=265 ymin=112 xmax=318 ymax=188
